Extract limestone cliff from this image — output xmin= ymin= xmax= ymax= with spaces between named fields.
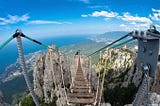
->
xmin=97 ymin=48 xmax=140 ymax=88
xmin=33 ymin=46 xmax=97 ymax=105
xmin=22 ymin=46 xmax=160 ymax=106
xmin=96 ymin=48 xmax=160 ymax=105
xmin=32 ymin=47 xmax=140 ymax=106
xmin=96 ymin=48 xmax=140 ymax=105
xmin=33 ymin=46 xmax=71 ymax=105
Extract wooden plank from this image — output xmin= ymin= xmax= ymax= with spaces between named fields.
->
xmin=74 ymin=86 xmax=89 ymax=89
xmin=74 ymin=80 xmax=88 ymax=83
xmin=68 ymin=93 xmax=94 ymax=98
xmin=68 ymin=98 xmax=95 ymax=104
xmin=74 ymin=83 xmax=88 ymax=86
xmin=72 ymin=89 xmax=89 ymax=93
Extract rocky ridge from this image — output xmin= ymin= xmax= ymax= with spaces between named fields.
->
xmin=96 ymin=48 xmax=160 ymax=105
xmin=96 ymin=48 xmax=140 ymax=105
xmin=33 ymin=45 xmax=99 ymax=105
xmin=0 ymin=51 xmax=45 ymax=83
xmin=2 ymin=43 xmax=160 ymax=105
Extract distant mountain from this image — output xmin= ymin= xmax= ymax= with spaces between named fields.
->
xmin=90 ymin=31 xmax=129 ymax=44
xmin=60 ymin=41 xmax=105 ymax=56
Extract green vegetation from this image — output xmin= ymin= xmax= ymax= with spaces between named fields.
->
xmin=96 ymin=48 xmax=137 ymax=106
xmin=21 ymin=95 xmax=57 ymax=106
xmin=0 ymin=71 xmax=33 ymax=104
xmin=60 ymin=41 xmax=105 ymax=57
xmin=21 ymin=95 xmax=35 ymax=106
xmin=103 ymin=83 xmax=138 ymax=106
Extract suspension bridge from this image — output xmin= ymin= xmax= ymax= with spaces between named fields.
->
xmin=0 ymin=25 xmax=160 ymax=106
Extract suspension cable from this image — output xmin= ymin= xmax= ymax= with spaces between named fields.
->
xmin=87 ymin=32 xmax=132 ymax=57
xmin=16 ymin=35 xmax=40 ymax=106
xmin=93 ymin=63 xmax=101 ymax=105
xmin=98 ymin=61 xmax=107 ymax=106
xmin=108 ymin=38 xmax=134 ymax=49
xmin=0 ymin=36 xmax=14 ymax=50
xmin=0 ymin=30 xmax=137 ymax=105
xmin=93 ymin=37 xmax=135 ymax=105
xmin=59 ymin=55 xmax=70 ymax=105
xmin=23 ymin=35 xmax=48 ymax=48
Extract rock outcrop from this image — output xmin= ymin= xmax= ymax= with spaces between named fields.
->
xmin=23 ymin=46 xmax=160 ymax=106
xmin=34 ymin=46 xmax=71 ymax=105
xmin=97 ymin=48 xmax=139 ymax=89
xmin=33 ymin=46 xmax=97 ymax=105
xmin=96 ymin=48 xmax=160 ymax=105
xmin=96 ymin=48 xmax=139 ymax=105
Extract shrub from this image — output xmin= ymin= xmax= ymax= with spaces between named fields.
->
xmin=21 ymin=95 xmax=35 ymax=106
xmin=103 ymin=83 xmax=138 ymax=106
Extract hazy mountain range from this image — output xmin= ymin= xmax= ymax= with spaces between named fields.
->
xmin=89 ymin=31 xmax=129 ymax=44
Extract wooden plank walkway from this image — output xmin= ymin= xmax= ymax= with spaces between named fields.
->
xmin=68 ymin=56 xmax=95 ymax=104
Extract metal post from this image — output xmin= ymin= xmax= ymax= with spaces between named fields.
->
xmin=16 ymin=35 xmax=40 ymax=106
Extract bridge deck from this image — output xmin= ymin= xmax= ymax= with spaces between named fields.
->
xmin=68 ymin=56 xmax=95 ymax=104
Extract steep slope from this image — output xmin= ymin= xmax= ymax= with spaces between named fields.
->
xmin=96 ymin=48 xmax=140 ymax=106
xmin=90 ymin=31 xmax=128 ymax=44
xmin=0 ymin=91 xmax=10 ymax=106
xmin=33 ymin=46 xmax=98 ymax=105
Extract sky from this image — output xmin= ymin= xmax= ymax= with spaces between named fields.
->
xmin=0 ymin=0 xmax=160 ymax=41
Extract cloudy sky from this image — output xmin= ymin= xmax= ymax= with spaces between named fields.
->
xmin=0 ymin=0 xmax=160 ymax=41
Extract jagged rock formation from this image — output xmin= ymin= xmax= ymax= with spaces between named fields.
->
xmin=33 ymin=46 xmax=98 ymax=105
xmin=96 ymin=48 xmax=140 ymax=105
xmin=18 ymin=45 xmax=160 ymax=106
xmin=97 ymin=48 xmax=140 ymax=88
xmin=152 ymin=64 xmax=160 ymax=93
xmin=96 ymin=48 xmax=160 ymax=105
xmin=33 ymin=46 xmax=71 ymax=105
xmin=148 ymin=63 xmax=160 ymax=104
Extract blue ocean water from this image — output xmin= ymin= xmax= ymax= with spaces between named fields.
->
xmin=0 ymin=35 xmax=90 ymax=74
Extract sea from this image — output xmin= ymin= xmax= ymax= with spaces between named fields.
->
xmin=0 ymin=35 xmax=91 ymax=74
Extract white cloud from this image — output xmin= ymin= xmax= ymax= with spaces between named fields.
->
xmin=0 ymin=14 xmax=72 ymax=25
xmin=62 ymin=22 xmax=72 ymax=24
xmin=120 ymin=12 xmax=152 ymax=24
xmin=152 ymin=8 xmax=160 ymax=13
xmin=27 ymin=20 xmax=72 ymax=25
xmin=134 ymin=23 xmax=149 ymax=27
xmin=91 ymin=11 xmax=118 ymax=18
xmin=82 ymin=10 xmax=118 ymax=18
xmin=155 ymin=24 xmax=160 ymax=28
xmin=130 ymin=22 xmax=136 ymax=25
xmin=119 ymin=12 xmax=152 ymax=30
xmin=0 ymin=22 xmax=7 ymax=25
xmin=81 ymin=14 xmax=88 ymax=17
xmin=0 ymin=14 xmax=29 ymax=25
xmin=120 ymin=24 xmax=126 ymax=27
xmin=149 ymin=8 xmax=160 ymax=21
